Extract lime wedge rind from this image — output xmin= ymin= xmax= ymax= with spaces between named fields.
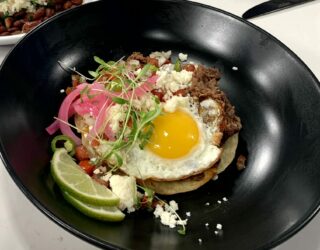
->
xmin=62 ymin=191 xmax=125 ymax=222
xmin=51 ymin=149 xmax=119 ymax=206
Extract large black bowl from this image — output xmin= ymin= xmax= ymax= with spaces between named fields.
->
xmin=1 ymin=0 xmax=320 ymax=249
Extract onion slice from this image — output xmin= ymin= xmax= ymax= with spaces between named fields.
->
xmin=58 ymin=88 xmax=82 ymax=145
xmin=46 ymin=120 xmax=60 ymax=135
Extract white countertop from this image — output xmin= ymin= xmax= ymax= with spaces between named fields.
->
xmin=1 ymin=1 xmax=320 ymax=249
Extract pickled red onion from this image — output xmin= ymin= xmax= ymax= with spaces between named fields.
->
xmin=46 ymin=120 xmax=60 ymax=135
xmin=57 ymin=88 xmax=82 ymax=145
xmin=48 ymin=73 xmax=158 ymax=145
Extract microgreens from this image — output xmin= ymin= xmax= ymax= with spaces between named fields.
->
xmin=83 ymin=56 xmax=162 ymax=169
xmin=57 ymin=61 xmax=96 ymax=81
xmin=137 ymin=185 xmax=155 ymax=208
xmin=112 ymin=97 xmax=129 ymax=105
xmin=135 ymin=63 xmax=151 ymax=81
xmin=79 ymin=85 xmax=97 ymax=100
xmin=174 ymin=59 xmax=182 ymax=72
xmin=57 ymin=55 xmax=162 ymax=170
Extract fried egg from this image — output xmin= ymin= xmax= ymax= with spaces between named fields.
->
xmin=120 ymin=96 xmax=223 ymax=181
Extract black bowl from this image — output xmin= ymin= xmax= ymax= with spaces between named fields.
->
xmin=1 ymin=1 xmax=320 ymax=249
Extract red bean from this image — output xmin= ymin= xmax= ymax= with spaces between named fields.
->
xmin=71 ymin=0 xmax=82 ymax=5
xmin=13 ymin=20 xmax=24 ymax=28
xmin=0 ymin=32 xmax=10 ymax=36
xmin=4 ymin=17 xmax=13 ymax=29
xmin=45 ymin=8 xmax=55 ymax=18
xmin=33 ymin=7 xmax=46 ymax=20
xmin=22 ymin=20 xmax=41 ymax=33
xmin=0 ymin=0 xmax=83 ymax=36
xmin=147 ymin=58 xmax=159 ymax=67
xmin=151 ymin=89 xmax=165 ymax=102
xmin=7 ymin=27 xmax=18 ymax=32
xmin=0 ymin=26 xmax=6 ymax=34
xmin=63 ymin=1 xmax=73 ymax=9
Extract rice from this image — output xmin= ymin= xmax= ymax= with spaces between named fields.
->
xmin=0 ymin=0 xmax=48 ymax=15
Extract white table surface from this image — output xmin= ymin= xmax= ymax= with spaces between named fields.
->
xmin=1 ymin=1 xmax=320 ymax=249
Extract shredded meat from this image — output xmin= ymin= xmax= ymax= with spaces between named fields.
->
xmin=187 ymin=65 xmax=241 ymax=138
xmin=236 ymin=155 xmax=246 ymax=171
xmin=126 ymin=52 xmax=148 ymax=64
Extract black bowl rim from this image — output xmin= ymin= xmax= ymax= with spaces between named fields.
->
xmin=0 ymin=0 xmax=320 ymax=249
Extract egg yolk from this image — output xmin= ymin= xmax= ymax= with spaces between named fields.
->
xmin=147 ymin=110 xmax=199 ymax=159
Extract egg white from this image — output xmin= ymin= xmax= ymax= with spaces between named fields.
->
xmin=120 ymin=96 xmax=222 ymax=181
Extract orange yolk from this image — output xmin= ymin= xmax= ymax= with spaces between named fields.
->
xmin=147 ymin=110 xmax=199 ymax=159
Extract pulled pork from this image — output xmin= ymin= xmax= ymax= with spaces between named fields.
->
xmin=188 ymin=65 xmax=241 ymax=139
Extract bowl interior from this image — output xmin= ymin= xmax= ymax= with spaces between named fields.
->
xmin=1 ymin=1 xmax=320 ymax=249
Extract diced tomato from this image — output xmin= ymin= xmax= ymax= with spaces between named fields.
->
xmin=183 ymin=64 xmax=196 ymax=72
xmin=79 ymin=160 xmax=95 ymax=175
xmin=75 ymin=145 xmax=90 ymax=161
xmin=151 ymin=88 xmax=165 ymax=102
xmin=147 ymin=58 xmax=159 ymax=67
xmin=91 ymin=139 xmax=100 ymax=147
xmin=173 ymin=88 xmax=187 ymax=97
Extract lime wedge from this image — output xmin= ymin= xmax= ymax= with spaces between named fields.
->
xmin=51 ymin=148 xmax=119 ymax=206
xmin=62 ymin=191 xmax=125 ymax=222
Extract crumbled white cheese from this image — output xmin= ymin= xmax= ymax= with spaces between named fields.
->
xmin=60 ymin=89 xmax=65 ymax=93
xmin=171 ymin=70 xmax=192 ymax=88
xmin=178 ymin=53 xmax=188 ymax=62
xmin=200 ymin=98 xmax=220 ymax=117
xmin=216 ymin=223 xmax=223 ymax=230
xmin=109 ymin=175 xmax=137 ymax=213
xmin=186 ymin=212 xmax=191 ymax=217
xmin=232 ymin=66 xmax=238 ymax=71
xmin=106 ymin=104 xmax=127 ymax=133
xmin=205 ymin=202 xmax=210 ymax=206
xmin=200 ymin=99 xmax=215 ymax=109
xmin=198 ymin=238 xmax=203 ymax=244
xmin=222 ymin=197 xmax=228 ymax=202
xmin=163 ymin=95 xmax=190 ymax=113
xmin=132 ymin=94 xmax=157 ymax=111
xmin=217 ymin=200 xmax=222 ymax=204
xmin=100 ymin=166 xmax=107 ymax=172
xmin=134 ymin=68 xmax=142 ymax=76
xmin=153 ymin=200 xmax=187 ymax=228
xmin=149 ymin=51 xmax=172 ymax=67
xmin=100 ymin=172 xmax=112 ymax=182
xmin=205 ymin=223 xmax=209 ymax=227
xmin=156 ymin=68 xmax=192 ymax=93
xmin=150 ymin=50 xmax=172 ymax=59
xmin=158 ymin=57 xmax=167 ymax=66
xmin=169 ymin=200 xmax=179 ymax=211
xmin=93 ymin=169 xmax=101 ymax=175
xmin=128 ymin=59 xmax=140 ymax=66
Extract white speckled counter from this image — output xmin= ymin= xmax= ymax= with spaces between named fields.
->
xmin=1 ymin=1 xmax=320 ymax=249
